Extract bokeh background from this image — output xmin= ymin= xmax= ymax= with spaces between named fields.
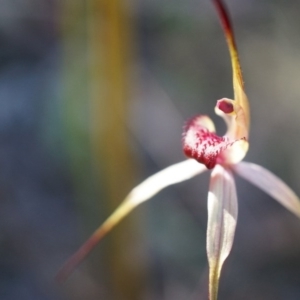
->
xmin=1 ymin=0 xmax=300 ymax=299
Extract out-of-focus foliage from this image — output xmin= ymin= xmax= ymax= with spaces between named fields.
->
xmin=1 ymin=0 xmax=300 ymax=299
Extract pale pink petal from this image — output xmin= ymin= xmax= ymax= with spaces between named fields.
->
xmin=233 ymin=161 xmax=300 ymax=218
xmin=207 ymin=165 xmax=238 ymax=300
xmin=128 ymin=159 xmax=207 ymax=205
xmin=57 ymin=159 xmax=206 ymax=282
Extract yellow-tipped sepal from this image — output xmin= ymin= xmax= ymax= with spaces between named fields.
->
xmin=57 ymin=159 xmax=206 ymax=282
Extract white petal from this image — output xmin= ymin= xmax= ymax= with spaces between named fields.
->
xmin=233 ymin=161 xmax=300 ymax=218
xmin=129 ymin=159 xmax=207 ymax=205
xmin=57 ymin=159 xmax=206 ymax=281
xmin=207 ymin=165 xmax=238 ymax=300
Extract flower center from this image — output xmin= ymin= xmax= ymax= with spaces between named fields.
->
xmin=182 ymin=115 xmax=248 ymax=169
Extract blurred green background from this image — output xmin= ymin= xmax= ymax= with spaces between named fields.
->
xmin=1 ymin=0 xmax=300 ymax=299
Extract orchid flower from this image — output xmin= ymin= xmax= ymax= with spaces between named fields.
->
xmin=57 ymin=0 xmax=300 ymax=299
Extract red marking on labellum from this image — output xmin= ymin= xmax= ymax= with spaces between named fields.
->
xmin=183 ymin=116 xmax=236 ymax=169
xmin=217 ymin=99 xmax=234 ymax=114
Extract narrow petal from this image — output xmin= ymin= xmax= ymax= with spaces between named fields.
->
xmin=183 ymin=115 xmax=246 ymax=169
xmin=233 ymin=161 xmax=300 ymax=218
xmin=213 ymin=0 xmax=250 ymax=139
xmin=207 ymin=165 xmax=238 ymax=300
xmin=57 ymin=159 xmax=206 ymax=282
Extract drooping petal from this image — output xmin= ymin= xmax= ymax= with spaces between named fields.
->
xmin=213 ymin=0 xmax=250 ymax=139
xmin=207 ymin=165 xmax=238 ymax=300
xmin=233 ymin=161 xmax=300 ymax=218
xmin=183 ymin=115 xmax=246 ymax=169
xmin=57 ymin=159 xmax=206 ymax=282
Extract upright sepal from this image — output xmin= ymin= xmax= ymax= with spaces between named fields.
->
xmin=213 ymin=0 xmax=250 ymax=139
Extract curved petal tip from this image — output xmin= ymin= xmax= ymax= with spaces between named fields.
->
xmin=207 ymin=165 xmax=238 ymax=300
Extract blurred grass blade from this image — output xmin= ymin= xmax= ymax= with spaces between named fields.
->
xmin=61 ymin=0 xmax=139 ymax=297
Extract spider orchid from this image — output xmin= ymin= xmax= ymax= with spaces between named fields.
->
xmin=57 ymin=0 xmax=300 ymax=299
